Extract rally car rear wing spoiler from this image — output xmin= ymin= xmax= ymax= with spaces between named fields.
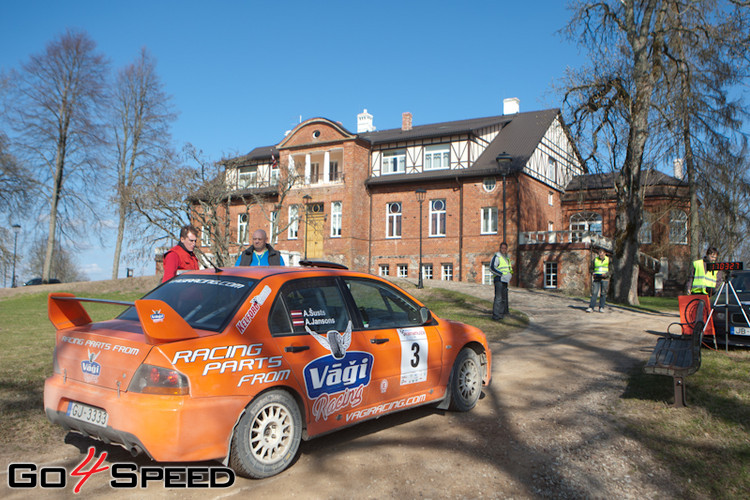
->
xmin=49 ymin=293 xmax=199 ymax=344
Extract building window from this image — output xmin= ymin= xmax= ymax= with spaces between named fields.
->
xmin=421 ymin=264 xmax=433 ymax=281
xmin=481 ymin=207 xmax=498 ymax=234
xmin=429 ymin=199 xmax=446 ymax=237
xmin=201 ymin=226 xmax=210 ymax=247
xmin=547 ymin=155 xmax=558 ymax=184
xmin=570 ymin=212 xmax=603 ymax=242
xmin=288 ymin=205 xmax=299 ymax=239
xmin=238 ymin=166 xmax=257 ymax=188
xmin=483 ymin=177 xmax=497 ymax=192
xmin=329 ymin=161 xmax=340 ymax=182
xmin=270 ymin=165 xmax=279 ymax=184
xmin=544 ymin=262 xmax=558 ymax=289
xmin=397 ymin=264 xmax=408 ymax=278
xmin=383 ymin=150 xmax=406 ymax=175
xmin=270 ymin=211 xmax=278 ymax=244
xmin=670 ymin=209 xmax=688 ymax=245
xmin=639 ymin=211 xmax=652 ymax=244
xmin=548 ymin=191 xmax=554 ymax=206
xmin=386 ymin=202 xmax=402 ymax=238
xmin=441 ymin=263 xmax=453 ymax=281
xmin=238 ymin=213 xmax=249 ymax=244
xmin=331 ymin=201 xmax=342 ymax=237
xmin=310 ymin=162 xmax=321 ymax=184
xmin=482 ymin=262 xmax=493 ymax=285
xmin=425 ymin=144 xmax=450 ymax=170
xmin=379 ymin=264 xmax=390 ymax=277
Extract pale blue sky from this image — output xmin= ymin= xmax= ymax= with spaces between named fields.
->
xmin=1 ymin=0 xmax=585 ymax=282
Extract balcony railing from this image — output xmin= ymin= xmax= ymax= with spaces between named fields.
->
xmin=519 ymin=230 xmax=661 ymax=272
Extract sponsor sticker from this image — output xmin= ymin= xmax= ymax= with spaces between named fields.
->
xmin=150 ymin=310 xmax=165 ymax=323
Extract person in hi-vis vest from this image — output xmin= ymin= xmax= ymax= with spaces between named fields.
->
xmin=586 ymin=248 xmax=610 ymax=313
xmin=489 ymin=242 xmax=512 ymax=321
xmin=688 ymin=246 xmax=718 ymax=295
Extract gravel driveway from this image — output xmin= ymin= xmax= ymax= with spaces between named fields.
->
xmin=2 ymin=281 xmax=684 ymax=499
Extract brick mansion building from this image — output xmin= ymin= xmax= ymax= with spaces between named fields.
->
xmin=184 ymin=99 xmax=691 ymax=295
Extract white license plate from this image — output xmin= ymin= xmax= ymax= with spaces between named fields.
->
xmin=731 ymin=326 xmax=750 ymax=336
xmin=67 ymin=401 xmax=108 ymax=427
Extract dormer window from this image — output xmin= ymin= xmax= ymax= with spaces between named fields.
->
xmin=424 ymin=144 xmax=449 ymax=170
xmin=383 ymin=150 xmax=406 ymax=175
xmin=238 ymin=166 xmax=257 ymax=188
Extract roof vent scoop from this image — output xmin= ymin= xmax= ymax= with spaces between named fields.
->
xmin=357 ymin=109 xmax=375 ymax=133
xmin=503 ymin=98 xmax=520 ymax=115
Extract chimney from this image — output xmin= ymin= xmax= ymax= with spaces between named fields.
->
xmin=673 ymin=158 xmax=684 ymax=180
xmin=503 ymin=97 xmax=520 ymax=115
xmin=402 ymin=112 xmax=412 ymax=131
xmin=357 ymin=109 xmax=375 ymax=133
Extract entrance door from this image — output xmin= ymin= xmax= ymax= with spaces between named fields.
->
xmin=305 ymin=203 xmax=326 ymax=259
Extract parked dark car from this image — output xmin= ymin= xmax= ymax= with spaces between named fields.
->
xmin=24 ymin=277 xmax=61 ymax=286
xmin=710 ymin=270 xmax=750 ymax=347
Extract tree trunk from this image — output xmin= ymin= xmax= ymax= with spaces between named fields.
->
xmin=112 ymin=199 xmax=127 ymax=279
xmin=43 ymin=148 xmax=65 ymax=282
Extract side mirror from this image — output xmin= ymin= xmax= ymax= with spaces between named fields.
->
xmin=419 ymin=307 xmax=431 ymax=324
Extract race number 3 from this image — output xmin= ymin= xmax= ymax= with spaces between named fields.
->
xmin=398 ymin=328 xmax=428 ymax=385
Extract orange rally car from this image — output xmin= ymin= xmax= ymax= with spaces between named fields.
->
xmin=44 ymin=264 xmax=492 ymax=478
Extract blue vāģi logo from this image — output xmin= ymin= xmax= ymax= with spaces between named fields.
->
xmin=81 ymin=350 xmax=101 ymax=376
xmin=303 ymin=351 xmax=373 ymax=400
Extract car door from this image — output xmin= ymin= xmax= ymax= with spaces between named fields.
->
xmin=268 ymin=277 xmax=375 ymax=436
xmin=341 ymin=277 xmax=444 ymax=412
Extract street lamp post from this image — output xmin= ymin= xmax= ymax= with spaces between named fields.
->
xmin=302 ymin=194 xmax=311 ymax=260
xmin=11 ymin=224 xmax=21 ymax=288
xmin=496 ymin=152 xmax=512 ymax=242
xmin=415 ymin=189 xmax=426 ymax=289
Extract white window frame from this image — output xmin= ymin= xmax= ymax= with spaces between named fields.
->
xmin=386 ymin=202 xmax=402 ymax=238
xmin=288 ymin=205 xmax=299 ymax=240
xmin=421 ymin=263 xmax=433 ymax=280
xmin=481 ymin=207 xmax=498 ymax=234
xmin=669 ymin=209 xmax=688 ymax=245
xmin=544 ymin=262 xmax=558 ymax=289
xmin=237 ymin=213 xmax=249 ymax=244
xmin=383 ymin=150 xmax=406 ymax=175
xmin=201 ymin=226 xmax=210 ymax=247
xmin=548 ymin=191 xmax=554 ymax=206
xmin=482 ymin=262 xmax=493 ymax=285
xmin=639 ymin=211 xmax=652 ymax=244
xmin=441 ymin=263 xmax=453 ymax=281
xmin=331 ymin=201 xmax=342 ymax=237
xmin=570 ymin=212 xmax=603 ymax=242
xmin=397 ymin=264 xmax=408 ymax=278
xmin=483 ymin=177 xmax=496 ymax=192
xmin=238 ymin=166 xmax=258 ymax=188
xmin=269 ymin=211 xmax=278 ymax=244
xmin=310 ymin=162 xmax=321 ymax=184
xmin=424 ymin=144 xmax=450 ymax=170
xmin=429 ymin=199 xmax=446 ymax=237
xmin=379 ymin=264 xmax=390 ymax=277
xmin=328 ymin=161 xmax=340 ymax=182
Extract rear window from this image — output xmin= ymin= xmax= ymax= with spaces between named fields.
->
xmin=119 ymin=275 xmax=257 ymax=332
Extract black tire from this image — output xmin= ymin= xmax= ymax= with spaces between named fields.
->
xmin=449 ymin=348 xmax=482 ymax=412
xmin=229 ymin=390 xmax=302 ymax=479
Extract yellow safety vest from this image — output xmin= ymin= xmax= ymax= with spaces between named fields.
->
xmin=594 ymin=256 xmax=609 ymax=276
xmin=492 ymin=253 xmax=512 ymax=275
xmin=691 ymin=259 xmax=718 ymax=294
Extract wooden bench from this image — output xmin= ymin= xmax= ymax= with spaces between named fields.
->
xmin=643 ymin=301 xmax=705 ymax=407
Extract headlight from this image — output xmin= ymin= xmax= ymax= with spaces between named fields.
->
xmin=128 ymin=364 xmax=189 ymax=395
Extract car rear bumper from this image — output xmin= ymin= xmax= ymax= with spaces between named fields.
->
xmin=44 ymin=374 xmax=249 ymax=462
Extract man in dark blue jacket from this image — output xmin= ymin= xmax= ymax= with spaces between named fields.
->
xmin=236 ymin=229 xmax=285 ymax=266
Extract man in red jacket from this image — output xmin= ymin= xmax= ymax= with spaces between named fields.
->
xmin=162 ymin=225 xmax=200 ymax=282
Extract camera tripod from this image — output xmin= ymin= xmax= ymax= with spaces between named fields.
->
xmin=704 ymin=273 xmax=750 ymax=351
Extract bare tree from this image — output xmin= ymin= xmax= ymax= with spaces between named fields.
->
xmin=562 ymin=0 xmax=749 ymax=304
xmin=110 ymin=48 xmax=176 ymax=279
xmin=23 ymin=236 xmax=88 ymax=283
xmin=132 ymin=145 xmax=301 ymax=268
xmin=5 ymin=29 xmax=109 ymax=282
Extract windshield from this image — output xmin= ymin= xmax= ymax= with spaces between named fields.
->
xmin=119 ymin=275 xmax=257 ymax=332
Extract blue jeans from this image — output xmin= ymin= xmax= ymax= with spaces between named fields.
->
xmin=589 ymin=279 xmax=608 ymax=309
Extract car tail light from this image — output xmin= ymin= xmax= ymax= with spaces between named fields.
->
xmin=128 ymin=364 xmax=189 ymax=395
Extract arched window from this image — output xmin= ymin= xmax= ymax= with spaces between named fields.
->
xmin=570 ymin=212 xmax=602 ymax=242
xmin=669 ymin=209 xmax=688 ymax=245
